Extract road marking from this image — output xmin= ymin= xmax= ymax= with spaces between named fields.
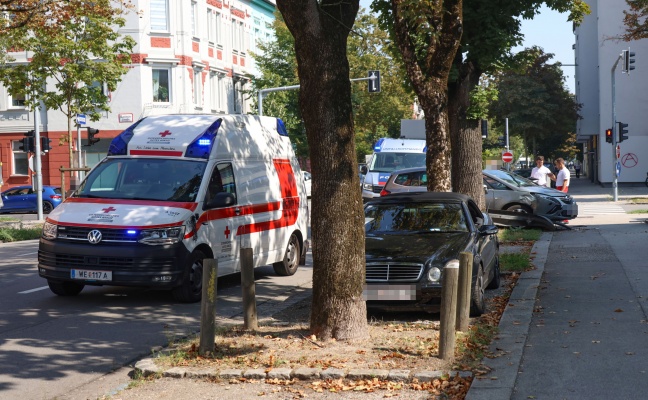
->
xmin=579 ymin=204 xmax=626 ymax=215
xmin=16 ymin=252 xmax=38 ymax=257
xmin=19 ymin=286 xmax=49 ymax=294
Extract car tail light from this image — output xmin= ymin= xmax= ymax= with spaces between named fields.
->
xmin=50 ymin=195 xmax=62 ymax=200
xmin=380 ymin=188 xmax=391 ymax=196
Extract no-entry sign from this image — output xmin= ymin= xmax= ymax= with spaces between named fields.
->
xmin=502 ymin=151 xmax=514 ymax=163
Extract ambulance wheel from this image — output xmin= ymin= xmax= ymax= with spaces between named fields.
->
xmin=47 ymin=280 xmax=84 ymax=296
xmin=273 ymin=234 xmax=300 ymax=276
xmin=172 ymin=250 xmax=204 ymax=303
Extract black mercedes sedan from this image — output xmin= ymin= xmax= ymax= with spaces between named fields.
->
xmin=363 ymin=192 xmax=500 ymax=316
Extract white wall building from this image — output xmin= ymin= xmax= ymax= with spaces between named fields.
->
xmin=574 ymin=0 xmax=648 ymax=184
xmin=0 ymin=0 xmax=276 ymax=189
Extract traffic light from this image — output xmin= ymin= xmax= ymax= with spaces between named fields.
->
xmin=368 ymin=70 xmax=381 ymax=93
xmin=41 ymin=136 xmax=52 ymax=152
xmin=498 ymin=135 xmax=506 ymax=147
xmin=481 ymin=119 xmax=488 ymax=138
xmin=618 ymin=121 xmax=629 ymax=143
xmin=623 ymin=49 xmax=636 ymax=73
xmin=19 ymin=130 xmax=35 ymax=152
xmin=87 ymin=127 xmax=100 ymax=146
xmin=605 ymin=128 xmax=613 ymax=143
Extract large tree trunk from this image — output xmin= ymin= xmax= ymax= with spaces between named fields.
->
xmin=277 ymin=0 xmax=367 ymax=341
xmin=389 ymin=0 xmax=463 ymax=192
xmin=448 ymin=60 xmax=484 ymax=209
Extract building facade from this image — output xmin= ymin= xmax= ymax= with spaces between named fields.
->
xmin=0 ymin=0 xmax=276 ymax=191
xmin=574 ymin=0 xmax=648 ymax=184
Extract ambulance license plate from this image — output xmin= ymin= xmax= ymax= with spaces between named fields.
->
xmin=71 ymin=269 xmax=112 ymax=281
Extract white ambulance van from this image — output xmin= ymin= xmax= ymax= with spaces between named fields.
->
xmin=360 ymin=138 xmax=426 ymax=202
xmin=38 ymin=114 xmax=310 ymax=302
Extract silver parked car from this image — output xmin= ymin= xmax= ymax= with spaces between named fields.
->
xmin=380 ymin=167 xmax=578 ymax=222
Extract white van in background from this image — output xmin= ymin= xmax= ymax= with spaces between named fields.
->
xmin=38 ymin=114 xmax=309 ymax=302
xmin=360 ymin=137 xmax=426 ymax=202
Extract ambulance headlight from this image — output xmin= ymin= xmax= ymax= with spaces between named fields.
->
xmin=42 ymin=222 xmax=58 ymax=240
xmin=138 ymin=226 xmax=185 ymax=245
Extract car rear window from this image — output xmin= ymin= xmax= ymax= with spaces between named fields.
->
xmin=394 ymin=171 xmax=427 ymax=187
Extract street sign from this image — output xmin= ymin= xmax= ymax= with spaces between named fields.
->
xmin=616 ymin=144 xmax=620 ymax=159
xmin=502 ymin=151 xmax=514 ymax=163
xmin=616 ymin=161 xmax=622 ymax=177
xmin=76 ymin=114 xmax=86 ymax=126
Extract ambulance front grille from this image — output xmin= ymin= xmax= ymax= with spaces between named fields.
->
xmin=56 ymin=226 xmax=139 ymax=242
xmin=39 ymin=251 xmax=177 ymax=271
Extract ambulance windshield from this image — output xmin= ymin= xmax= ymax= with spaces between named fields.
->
xmin=369 ymin=152 xmax=426 ymax=173
xmin=76 ymin=158 xmax=207 ymax=202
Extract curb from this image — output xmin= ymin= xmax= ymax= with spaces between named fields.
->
xmin=464 ymin=231 xmax=552 ymax=400
xmin=133 ymin=357 xmax=474 ymax=383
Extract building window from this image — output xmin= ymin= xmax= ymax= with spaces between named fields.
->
xmin=9 ymin=91 xmax=26 ymax=108
xmin=210 ymin=72 xmax=223 ymax=111
xmin=89 ymin=81 xmax=108 ymax=105
xmin=191 ymin=1 xmax=198 ymax=38
xmin=150 ymin=0 xmax=169 ymax=32
xmin=12 ymin=141 xmax=28 ymax=175
xmin=233 ymin=77 xmax=246 ymax=114
xmin=207 ymin=9 xmax=222 ymax=45
xmin=232 ymin=19 xmax=244 ymax=53
xmin=193 ymin=68 xmax=202 ymax=107
xmin=152 ymin=68 xmax=171 ymax=103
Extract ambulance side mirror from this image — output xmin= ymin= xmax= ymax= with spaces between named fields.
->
xmin=360 ymin=165 xmax=368 ymax=175
xmin=204 ymin=192 xmax=236 ymax=209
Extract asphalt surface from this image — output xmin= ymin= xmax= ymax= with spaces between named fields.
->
xmin=468 ymin=176 xmax=648 ymax=399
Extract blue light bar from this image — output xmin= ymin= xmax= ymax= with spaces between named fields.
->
xmin=108 ymin=119 xmax=147 ymax=156
xmin=373 ymin=138 xmax=385 ymax=152
xmin=277 ymin=118 xmax=289 ymax=137
xmin=126 ymin=230 xmax=137 ymax=235
xmin=185 ymin=119 xmax=222 ymax=159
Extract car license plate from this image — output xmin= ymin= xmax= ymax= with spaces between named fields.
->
xmin=363 ymin=284 xmax=417 ymax=301
xmin=71 ymin=269 xmax=112 ymax=281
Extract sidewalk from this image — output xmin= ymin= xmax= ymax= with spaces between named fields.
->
xmin=468 ymin=176 xmax=648 ymax=399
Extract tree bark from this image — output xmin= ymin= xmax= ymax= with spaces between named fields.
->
xmin=277 ymin=0 xmax=367 ymax=341
xmin=388 ymin=0 xmax=463 ymax=193
xmin=448 ymin=60 xmax=485 ymax=209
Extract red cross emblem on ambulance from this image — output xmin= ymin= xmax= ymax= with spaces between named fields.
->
xmin=102 ymin=207 xmax=116 ymax=213
xmin=224 ymin=226 xmax=231 ymax=239
xmin=159 ymin=130 xmax=172 ymax=137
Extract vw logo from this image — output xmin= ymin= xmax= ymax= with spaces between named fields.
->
xmin=87 ymin=230 xmax=103 ymax=244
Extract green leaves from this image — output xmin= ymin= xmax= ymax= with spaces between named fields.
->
xmin=0 ymin=0 xmax=135 ymax=121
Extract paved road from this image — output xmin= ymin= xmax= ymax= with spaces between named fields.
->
xmin=0 ymin=239 xmax=314 ymax=400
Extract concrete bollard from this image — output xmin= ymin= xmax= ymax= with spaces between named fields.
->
xmin=439 ymin=262 xmax=459 ymax=360
xmin=240 ymin=247 xmax=258 ymax=330
xmin=199 ymin=258 xmax=218 ymax=356
xmin=456 ymin=252 xmax=474 ymax=332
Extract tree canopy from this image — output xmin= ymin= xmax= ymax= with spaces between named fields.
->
xmin=622 ymin=0 xmax=648 ymax=40
xmin=250 ymin=9 xmax=413 ymax=162
xmin=489 ymin=47 xmax=580 ymax=160
xmin=0 ymin=0 xmax=135 ymax=166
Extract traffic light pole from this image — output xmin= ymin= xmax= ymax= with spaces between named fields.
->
xmin=77 ymin=123 xmax=83 ymax=181
xmin=611 ymin=53 xmax=622 ymax=202
xmin=505 ymin=118 xmax=510 ymax=171
xmin=257 ymin=73 xmax=379 ymax=116
xmin=34 ymin=107 xmax=44 ymax=221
